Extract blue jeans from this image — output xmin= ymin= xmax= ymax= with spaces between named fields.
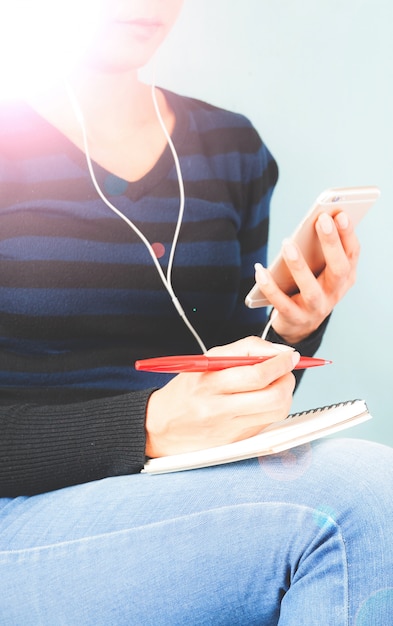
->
xmin=1 ymin=438 xmax=392 ymax=625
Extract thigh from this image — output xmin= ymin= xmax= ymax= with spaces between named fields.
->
xmin=0 ymin=438 xmax=392 ymax=625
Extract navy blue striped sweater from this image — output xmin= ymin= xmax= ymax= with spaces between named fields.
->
xmin=0 ymin=90 xmax=326 ymax=495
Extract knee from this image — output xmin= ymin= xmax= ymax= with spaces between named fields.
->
xmin=310 ymin=437 xmax=393 ymax=520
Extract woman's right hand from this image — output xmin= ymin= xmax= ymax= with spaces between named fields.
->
xmin=145 ymin=336 xmax=300 ymax=458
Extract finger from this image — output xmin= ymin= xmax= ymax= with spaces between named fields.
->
xmin=281 ymin=238 xmax=324 ymax=287
xmin=253 ymin=262 xmax=302 ymax=313
xmin=220 ymin=373 xmax=296 ymax=439
xmin=278 ymin=239 xmax=329 ymax=313
xmin=279 ymin=217 xmax=351 ymax=308
xmin=333 ymin=211 xmax=361 ymax=262
xmin=315 ymin=213 xmax=358 ymax=292
xmin=205 ymin=349 xmax=300 ymax=395
xmin=315 ymin=212 xmax=352 ymax=269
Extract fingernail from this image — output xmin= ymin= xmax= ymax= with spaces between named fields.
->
xmin=335 ymin=212 xmax=349 ymax=230
xmin=318 ymin=212 xmax=334 ymax=234
xmin=282 ymin=239 xmax=299 ymax=261
xmin=254 ymin=262 xmax=269 ymax=285
xmin=292 ymin=351 xmax=301 ymax=367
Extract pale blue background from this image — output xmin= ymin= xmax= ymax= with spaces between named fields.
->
xmin=145 ymin=0 xmax=393 ymax=446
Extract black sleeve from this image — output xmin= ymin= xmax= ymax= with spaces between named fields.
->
xmin=265 ymin=314 xmax=332 ymax=388
xmin=0 ymin=389 xmax=155 ymax=497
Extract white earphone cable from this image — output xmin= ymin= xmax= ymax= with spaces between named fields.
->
xmin=65 ymin=80 xmax=207 ymax=354
xmin=150 ymin=82 xmax=184 ymax=290
xmin=261 ymin=308 xmax=277 ymax=340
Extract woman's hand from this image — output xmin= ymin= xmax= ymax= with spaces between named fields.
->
xmin=254 ymin=211 xmax=360 ymax=344
xmin=145 ymin=336 xmax=300 ymax=458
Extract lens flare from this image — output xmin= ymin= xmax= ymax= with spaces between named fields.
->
xmin=0 ymin=0 xmax=103 ymax=98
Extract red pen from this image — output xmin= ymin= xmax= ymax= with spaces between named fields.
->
xmin=134 ymin=354 xmax=332 ymax=373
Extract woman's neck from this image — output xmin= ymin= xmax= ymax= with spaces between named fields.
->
xmin=69 ymin=68 xmax=156 ymax=132
xmin=27 ymin=67 xmax=175 ymax=183
xmin=30 ymin=67 xmax=159 ymax=138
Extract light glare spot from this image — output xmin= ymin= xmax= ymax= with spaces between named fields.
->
xmin=258 ymin=443 xmax=313 ymax=481
xmin=0 ymin=0 xmax=102 ymax=98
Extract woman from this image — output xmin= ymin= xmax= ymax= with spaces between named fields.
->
xmin=0 ymin=1 xmax=392 ymax=623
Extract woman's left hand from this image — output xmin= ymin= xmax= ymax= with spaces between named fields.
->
xmin=254 ymin=211 xmax=360 ymax=344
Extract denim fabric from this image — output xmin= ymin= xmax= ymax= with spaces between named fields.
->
xmin=0 ymin=438 xmax=392 ymax=625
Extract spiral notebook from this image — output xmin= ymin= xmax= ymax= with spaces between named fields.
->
xmin=143 ymin=399 xmax=371 ymax=474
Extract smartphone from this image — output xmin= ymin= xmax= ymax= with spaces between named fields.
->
xmin=245 ymin=185 xmax=381 ymax=308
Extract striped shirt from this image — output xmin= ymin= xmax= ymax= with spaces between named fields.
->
xmin=0 ymin=90 xmax=326 ymax=495
xmin=0 ymin=90 xmax=277 ymax=403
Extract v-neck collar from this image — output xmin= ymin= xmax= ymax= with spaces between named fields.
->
xmin=3 ymin=89 xmax=189 ymax=203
